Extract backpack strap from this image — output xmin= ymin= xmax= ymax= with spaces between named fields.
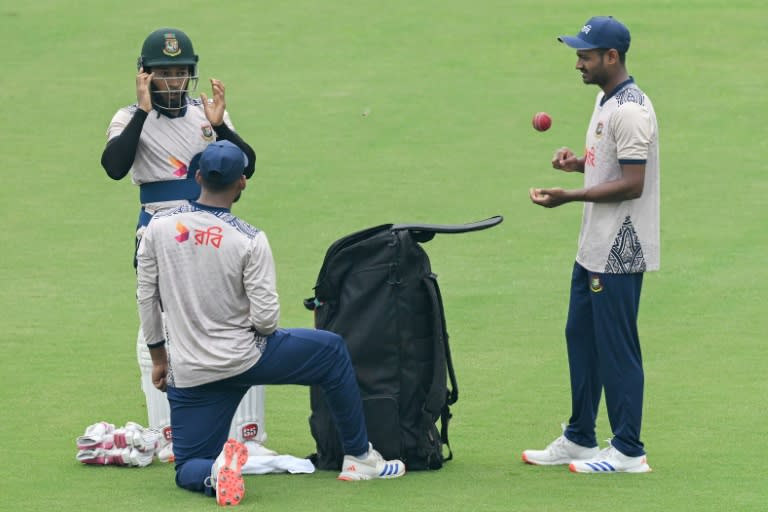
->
xmin=391 ymin=216 xmax=503 ymax=242
xmin=422 ymin=273 xmax=457 ymax=463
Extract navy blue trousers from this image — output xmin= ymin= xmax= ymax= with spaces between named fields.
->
xmin=168 ymin=328 xmax=368 ymax=496
xmin=562 ymin=262 xmax=646 ymax=457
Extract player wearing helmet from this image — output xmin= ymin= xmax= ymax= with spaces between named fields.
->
xmin=136 ymin=27 xmax=200 ymax=113
xmin=100 ymin=28 xmax=268 ymax=463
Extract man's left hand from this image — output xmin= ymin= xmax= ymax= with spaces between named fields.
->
xmin=200 ymin=78 xmax=226 ymax=126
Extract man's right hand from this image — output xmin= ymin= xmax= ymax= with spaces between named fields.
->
xmin=152 ymin=362 xmax=168 ymax=392
xmin=136 ymin=67 xmax=153 ymax=113
xmin=551 ymin=147 xmax=585 ymax=172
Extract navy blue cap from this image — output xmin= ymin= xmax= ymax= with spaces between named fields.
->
xmin=558 ymin=16 xmax=631 ymax=53
xmin=194 ymin=140 xmax=248 ymax=185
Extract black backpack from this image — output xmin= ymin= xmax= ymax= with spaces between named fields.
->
xmin=303 ymin=216 xmax=503 ymax=471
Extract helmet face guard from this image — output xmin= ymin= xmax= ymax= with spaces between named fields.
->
xmin=138 ymin=28 xmax=199 ymax=112
xmin=148 ymin=72 xmax=199 ymax=112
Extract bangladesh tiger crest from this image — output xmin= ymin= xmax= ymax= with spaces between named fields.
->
xmin=201 ymin=123 xmax=214 ymax=141
xmin=590 ymin=275 xmax=604 ymax=293
xmin=162 ymin=33 xmax=181 ymax=57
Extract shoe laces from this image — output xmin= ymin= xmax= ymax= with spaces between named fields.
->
xmin=594 ymin=442 xmax=617 ymax=460
xmin=546 ymin=435 xmax=571 ymax=455
xmin=546 ymin=423 xmax=571 ymax=453
xmin=366 ymin=447 xmax=384 ymax=464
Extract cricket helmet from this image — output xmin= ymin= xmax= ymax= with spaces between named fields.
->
xmin=138 ymin=28 xmax=199 ymax=72
xmin=137 ymin=28 xmax=200 ymax=111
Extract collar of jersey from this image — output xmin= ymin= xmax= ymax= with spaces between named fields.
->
xmin=190 ymin=201 xmax=230 ymax=214
xmin=600 ymin=76 xmax=635 ymax=106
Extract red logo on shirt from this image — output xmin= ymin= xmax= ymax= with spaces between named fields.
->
xmin=194 ymin=226 xmax=224 ymax=248
xmin=585 ymin=146 xmax=596 ymax=168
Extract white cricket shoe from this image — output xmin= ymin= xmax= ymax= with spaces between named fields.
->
xmin=210 ymin=439 xmax=249 ymax=506
xmin=569 ymin=445 xmax=651 ymax=473
xmin=337 ymin=443 xmax=406 ymax=481
xmin=522 ymin=433 xmax=599 ymax=465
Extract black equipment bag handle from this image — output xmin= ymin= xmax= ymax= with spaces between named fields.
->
xmin=391 ymin=215 xmax=503 ymax=242
xmin=304 ymin=216 xmax=503 ymax=310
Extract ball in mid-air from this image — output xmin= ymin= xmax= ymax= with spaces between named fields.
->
xmin=532 ymin=112 xmax=552 ymax=132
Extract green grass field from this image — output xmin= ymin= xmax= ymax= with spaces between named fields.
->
xmin=1 ymin=1 xmax=766 ymax=510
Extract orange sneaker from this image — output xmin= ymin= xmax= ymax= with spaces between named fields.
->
xmin=211 ymin=439 xmax=249 ymax=505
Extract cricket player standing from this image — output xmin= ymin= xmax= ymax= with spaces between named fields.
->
xmin=524 ymin=16 xmax=659 ymax=473
xmin=100 ymin=27 xmax=267 ymax=461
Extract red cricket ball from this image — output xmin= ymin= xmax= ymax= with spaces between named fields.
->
xmin=532 ymin=112 xmax=552 ymax=132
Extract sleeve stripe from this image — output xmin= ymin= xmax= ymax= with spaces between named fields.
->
xmin=619 ymin=159 xmax=647 ymax=165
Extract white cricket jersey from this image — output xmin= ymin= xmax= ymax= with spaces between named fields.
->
xmin=136 ymin=203 xmax=280 ymax=388
xmin=106 ymin=98 xmax=234 ymax=189
xmin=577 ymin=79 xmax=660 ymax=274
